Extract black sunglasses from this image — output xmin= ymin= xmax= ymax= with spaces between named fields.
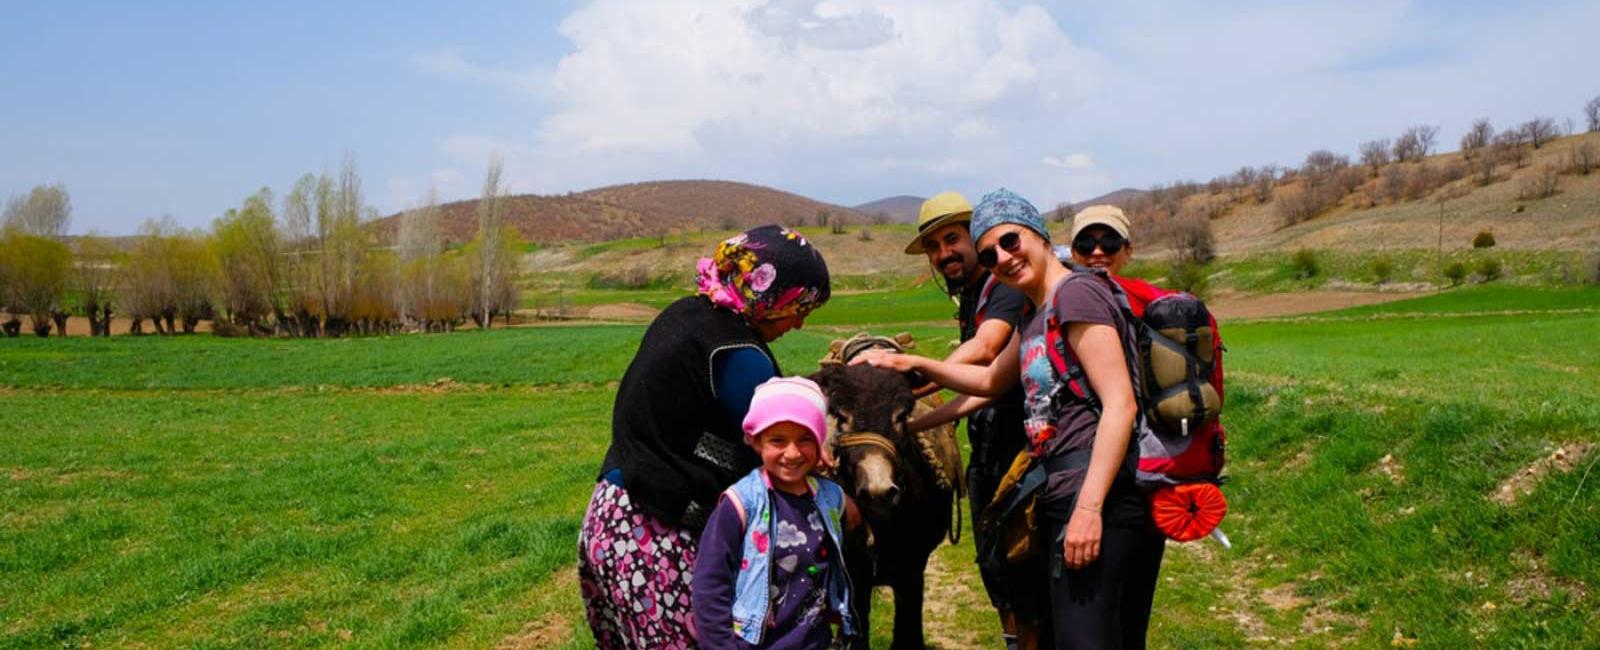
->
xmin=976 ymin=231 xmax=1023 ymax=268
xmin=1071 ymin=231 xmax=1126 ymax=256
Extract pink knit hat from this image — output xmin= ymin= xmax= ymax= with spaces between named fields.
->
xmin=742 ymin=376 xmax=829 ymax=446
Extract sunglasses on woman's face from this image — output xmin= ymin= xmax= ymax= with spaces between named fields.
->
xmin=976 ymin=231 xmax=1023 ymax=268
xmin=1071 ymin=231 xmax=1126 ymax=256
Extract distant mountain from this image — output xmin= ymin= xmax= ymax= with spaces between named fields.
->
xmin=852 ymin=195 xmax=924 ymax=223
xmin=372 ymin=180 xmax=868 ymax=244
xmin=1072 ymin=188 xmax=1147 ymax=210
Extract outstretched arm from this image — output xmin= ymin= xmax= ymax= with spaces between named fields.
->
xmin=852 ymin=331 xmax=1020 ymax=397
xmin=905 ymin=393 xmax=992 ymax=433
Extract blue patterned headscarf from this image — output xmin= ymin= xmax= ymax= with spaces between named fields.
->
xmin=970 ymin=188 xmax=1048 ymax=247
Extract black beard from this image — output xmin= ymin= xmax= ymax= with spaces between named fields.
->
xmin=943 ymin=273 xmax=968 ymax=296
xmin=937 ymin=256 xmax=968 ymax=296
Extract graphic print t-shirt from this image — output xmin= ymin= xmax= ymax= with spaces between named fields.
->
xmin=1016 ymin=272 xmax=1147 ymax=525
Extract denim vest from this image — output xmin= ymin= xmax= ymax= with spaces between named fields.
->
xmin=722 ymin=468 xmax=857 ymax=645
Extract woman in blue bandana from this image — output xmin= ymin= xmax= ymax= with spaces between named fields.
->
xmin=856 ymin=190 xmax=1164 ymax=650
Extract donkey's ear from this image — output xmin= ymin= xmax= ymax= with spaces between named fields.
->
xmin=894 ymin=331 xmax=915 ymax=349
xmin=894 ymin=398 xmax=916 ymax=432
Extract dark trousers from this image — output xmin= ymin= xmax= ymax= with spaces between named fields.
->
xmin=967 ymin=406 xmax=1030 ymax=612
xmin=1039 ymin=520 xmax=1166 ymax=650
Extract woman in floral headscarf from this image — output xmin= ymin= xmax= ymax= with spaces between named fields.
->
xmin=579 ymin=224 xmax=830 ymax=649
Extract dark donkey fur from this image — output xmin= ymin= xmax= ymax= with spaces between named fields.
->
xmin=811 ymin=363 xmax=952 ymax=650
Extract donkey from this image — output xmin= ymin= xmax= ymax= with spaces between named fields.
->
xmin=811 ymin=334 xmax=963 ymax=650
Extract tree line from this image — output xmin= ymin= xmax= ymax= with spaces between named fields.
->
xmin=0 ymin=156 xmax=521 ymax=338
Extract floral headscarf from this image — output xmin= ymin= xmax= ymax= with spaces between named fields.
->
xmin=696 ymin=224 xmax=830 ymax=322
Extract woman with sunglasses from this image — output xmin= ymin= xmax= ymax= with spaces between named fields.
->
xmin=856 ymin=189 xmax=1163 ymax=649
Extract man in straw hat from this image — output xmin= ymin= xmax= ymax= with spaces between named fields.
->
xmin=904 ymin=191 xmax=1039 ymax=648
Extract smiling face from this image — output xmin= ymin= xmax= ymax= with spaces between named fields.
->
xmin=918 ymin=222 xmax=979 ymax=288
xmin=1069 ymin=224 xmax=1134 ymax=275
xmin=976 ymin=225 xmax=1051 ymax=294
xmin=750 ymin=421 xmax=820 ymax=494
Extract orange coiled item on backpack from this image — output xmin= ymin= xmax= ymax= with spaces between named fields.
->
xmin=1149 ymin=483 xmax=1227 ymax=542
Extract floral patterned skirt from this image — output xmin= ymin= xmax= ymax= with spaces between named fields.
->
xmin=578 ymin=480 xmax=701 ymax=649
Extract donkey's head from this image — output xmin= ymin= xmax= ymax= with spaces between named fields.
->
xmin=811 ymin=344 xmax=919 ymax=522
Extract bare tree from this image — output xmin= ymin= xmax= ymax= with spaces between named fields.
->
xmin=1167 ymin=209 xmax=1215 ymax=265
xmin=473 ymin=155 xmax=506 ymax=329
xmin=397 ymin=189 xmax=447 ymax=330
xmin=72 ymin=234 xmax=119 ymax=336
xmin=1520 ymin=118 xmax=1558 ymax=149
xmin=1301 ymin=150 xmax=1350 ymax=178
xmin=1586 ymin=95 xmax=1600 ymax=133
xmin=122 ymin=218 xmax=175 ymax=335
xmin=1053 ymin=202 xmax=1072 ymax=224
xmin=280 ymin=173 xmax=319 ymax=336
xmin=1226 ymin=166 xmax=1257 ymax=203
xmin=1252 ymin=165 xmax=1279 ymax=203
xmin=1391 ymin=128 xmax=1422 ymax=163
xmin=1359 ymin=139 xmax=1392 ymax=172
xmin=300 ymin=156 xmax=368 ymax=337
xmin=2 ymin=184 xmax=72 ymax=239
xmin=1493 ymin=130 xmax=1530 ymax=169
xmin=1416 ymin=125 xmax=1439 ymax=157
xmin=1460 ymin=118 xmax=1494 ymax=159
xmin=1565 ymin=142 xmax=1596 ymax=176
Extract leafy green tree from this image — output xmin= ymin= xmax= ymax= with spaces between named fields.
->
xmin=212 ymin=188 xmax=283 ymax=334
xmin=0 ymin=232 xmax=70 ymax=336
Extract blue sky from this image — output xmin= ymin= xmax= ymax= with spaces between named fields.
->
xmin=2 ymin=0 xmax=1596 ymax=235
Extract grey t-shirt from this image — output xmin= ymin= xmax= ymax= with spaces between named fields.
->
xmin=1016 ymin=271 xmax=1147 ymax=525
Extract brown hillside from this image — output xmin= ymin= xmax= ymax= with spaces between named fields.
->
xmin=373 ymin=180 xmax=868 ymax=245
xmin=370 ymin=194 xmax=653 ymax=245
xmin=1128 ymin=132 xmax=1600 ymax=256
xmin=577 ymin=180 xmax=868 ymax=230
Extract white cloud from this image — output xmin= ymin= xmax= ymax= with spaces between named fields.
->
xmin=536 ymin=0 xmax=1102 ymax=154
xmin=413 ymin=0 xmax=1598 ymax=210
xmin=1042 ymin=153 xmax=1095 ymax=170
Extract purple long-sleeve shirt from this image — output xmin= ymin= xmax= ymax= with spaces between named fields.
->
xmin=692 ymin=489 xmax=837 ymax=650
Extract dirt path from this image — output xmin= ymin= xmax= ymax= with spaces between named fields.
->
xmin=920 ymin=549 xmax=989 ymax=649
xmin=1206 ymin=290 xmax=1423 ymax=321
xmin=581 ymin=303 xmax=660 ymax=320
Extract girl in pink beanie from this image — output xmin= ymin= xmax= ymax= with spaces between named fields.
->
xmin=691 ymin=377 xmax=861 ymax=649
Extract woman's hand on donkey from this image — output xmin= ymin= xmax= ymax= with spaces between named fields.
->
xmin=849 ymin=349 xmax=917 ymax=373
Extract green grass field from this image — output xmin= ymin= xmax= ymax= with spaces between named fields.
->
xmin=3 ymin=287 xmax=1597 ymax=648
